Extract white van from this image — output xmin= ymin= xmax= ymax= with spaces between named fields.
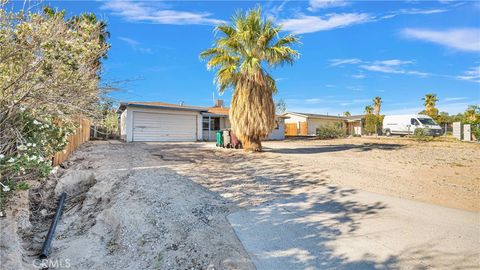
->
xmin=382 ymin=114 xmax=443 ymax=136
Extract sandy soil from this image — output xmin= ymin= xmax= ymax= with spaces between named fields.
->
xmin=4 ymin=137 xmax=478 ymax=270
xmin=262 ymin=137 xmax=480 ymax=211
xmin=150 ymin=137 xmax=479 ymax=212
xmin=10 ymin=141 xmax=254 ymax=270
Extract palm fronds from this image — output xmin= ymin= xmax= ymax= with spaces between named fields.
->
xmin=200 ymin=7 xmax=299 ymax=151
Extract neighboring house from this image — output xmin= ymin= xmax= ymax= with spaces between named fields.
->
xmin=344 ymin=115 xmax=365 ymax=136
xmin=118 ymin=100 xmax=287 ymax=142
xmin=283 ymin=112 xmax=364 ymax=136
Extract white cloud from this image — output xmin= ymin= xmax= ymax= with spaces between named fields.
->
xmin=402 ymin=28 xmax=480 ymax=52
xmin=279 ymin=13 xmax=372 ymax=34
xmin=101 ymin=1 xmax=224 ymax=25
xmin=330 ymin=58 xmax=429 ymax=77
xmin=118 ymin=36 xmax=153 ymax=54
xmin=118 ymin=36 xmax=139 ymax=46
xmin=444 ymin=97 xmax=468 ymax=101
xmin=352 ymin=74 xmax=365 ymax=79
xmin=279 ymin=3 xmax=450 ymax=35
xmin=374 ymin=59 xmax=414 ymax=66
xmin=329 ymin=58 xmax=362 ymax=66
xmin=266 ymin=0 xmax=288 ymax=20
xmin=305 ymin=98 xmax=325 ymax=104
xmin=354 ymin=59 xmax=430 ymax=77
xmin=308 ymin=0 xmax=349 ymax=11
xmin=361 ymin=64 xmax=403 ymax=74
xmin=347 ymin=86 xmax=363 ymax=91
xmin=457 ymin=66 xmax=480 ymax=83
xmin=398 ymin=8 xmax=447 ymax=15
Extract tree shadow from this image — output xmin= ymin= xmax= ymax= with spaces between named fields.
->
xmin=265 ymin=143 xmax=404 ymax=155
xmin=228 ymin=191 xmax=478 ymax=270
xmin=140 ymin=142 xmax=477 ymax=270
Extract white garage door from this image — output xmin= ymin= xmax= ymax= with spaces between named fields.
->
xmin=133 ymin=111 xmax=197 ymax=141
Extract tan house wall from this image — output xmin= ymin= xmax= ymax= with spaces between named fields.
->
xmin=284 ymin=114 xmax=308 ymax=125
xmin=307 ymin=118 xmax=345 ymax=136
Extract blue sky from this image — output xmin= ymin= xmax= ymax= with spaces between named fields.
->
xmin=21 ymin=1 xmax=480 ymax=115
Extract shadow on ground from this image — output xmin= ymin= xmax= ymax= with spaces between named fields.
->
xmin=229 ymin=192 xmax=476 ymax=269
xmin=265 ymin=143 xmax=404 ymax=155
xmin=140 ymin=142 xmax=476 ymax=270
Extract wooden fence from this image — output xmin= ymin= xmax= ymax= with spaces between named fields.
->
xmin=299 ymin=122 xmax=308 ymax=136
xmin=52 ymin=118 xmax=91 ymax=166
xmin=285 ymin=122 xmax=309 ymax=136
xmin=285 ymin=123 xmax=298 ymax=136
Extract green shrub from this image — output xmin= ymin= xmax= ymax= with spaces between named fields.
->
xmin=316 ymin=124 xmax=345 ymax=139
xmin=104 ymin=110 xmax=120 ymax=139
xmin=413 ymin=128 xmax=432 ymax=142
xmin=471 ymin=124 xmax=480 ymax=141
xmin=0 ymin=109 xmax=74 ymax=212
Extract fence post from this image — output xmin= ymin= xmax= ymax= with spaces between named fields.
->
xmin=52 ymin=118 xmax=90 ymax=166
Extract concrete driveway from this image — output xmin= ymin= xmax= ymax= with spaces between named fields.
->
xmin=228 ymin=186 xmax=479 ymax=269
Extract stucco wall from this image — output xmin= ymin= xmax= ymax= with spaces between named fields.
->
xmin=307 ymin=118 xmax=344 ymax=136
xmin=268 ymin=117 xmax=286 ymax=140
xmin=284 ymin=113 xmax=347 ymax=136
xmin=284 ymin=114 xmax=307 ymax=125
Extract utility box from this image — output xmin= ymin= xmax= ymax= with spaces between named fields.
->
xmin=463 ymin=124 xmax=471 ymax=142
xmin=453 ymin=122 xmax=462 ymax=140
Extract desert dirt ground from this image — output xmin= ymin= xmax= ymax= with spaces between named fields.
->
xmin=7 ymin=137 xmax=479 ymax=269
xmin=152 ymin=137 xmax=479 ymax=211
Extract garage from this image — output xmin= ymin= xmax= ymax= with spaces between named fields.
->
xmin=133 ymin=111 xmax=198 ymax=142
xmin=118 ymin=102 xmax=204 ymax=142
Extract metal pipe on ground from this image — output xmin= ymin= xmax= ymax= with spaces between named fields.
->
xmin=39 ymin=192 xmax=67 ymax=259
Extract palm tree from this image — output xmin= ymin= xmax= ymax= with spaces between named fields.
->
xmin=343 ymin=111 xmax=351 ymax=117
xmin=464 ymin=105 xmax=479 ymax=122
xmin=373 ymin=96 xmax=382 ymax=115
xmin=422 ymin=94 xmax=438 ymax=117
xmin=364 ymin=105 xmax=373 ymax=114
xmin=65 ymin=12 xmax=110 ymax=74
xmin=200 ymin=7 xmax=299 ymax=151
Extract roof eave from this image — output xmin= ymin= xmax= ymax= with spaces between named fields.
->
xmin=122 ymin=103 xmax=207 ymax=112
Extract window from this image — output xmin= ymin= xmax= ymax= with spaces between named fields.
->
xmin=274 ymin=119 xmax=279 ymax=129
xmin=418 ymin=118 xmax=437 ymax=126
xmin=203 ymin=117 xmax=220 ymax=130
xmin=410 ymin=118 xmax=420 ymax=126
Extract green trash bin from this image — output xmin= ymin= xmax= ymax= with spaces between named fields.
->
xmin=216 ymin=130 xmax=224 ymax=147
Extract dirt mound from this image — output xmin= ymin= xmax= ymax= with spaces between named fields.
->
xmin=3 ymin=142 xmax=253 ymax=270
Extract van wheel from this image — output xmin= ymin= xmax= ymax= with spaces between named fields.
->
xmin=385 ymin=130 xmax=391 ymax=137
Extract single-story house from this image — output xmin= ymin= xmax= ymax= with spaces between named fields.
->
xmin=118 ymin=100 xmax=287 ymax=142
xmin=282 ymin=112 xmax=365 ymax=136
xmin=344 ymin=115 xmax=365 ymax=136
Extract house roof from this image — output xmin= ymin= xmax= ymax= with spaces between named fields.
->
xmin=284 ymin=112 xmax=344 ymax=120
xmin=344 ymin=114 xmax=365 ymax=121
xmin=205 ymin=106 xmax=288 ymax=118
xmin=118 ymin=101 xmax=207 ymax=113
xmin=283 ymin=112 xmax=365 ymax=121
xmin=118 ymin=101 xmax=289 ymax=118
xmin=207 ymin=106 xmax=229 ymax=116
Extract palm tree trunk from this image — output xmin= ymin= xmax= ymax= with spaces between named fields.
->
xmin=241 ymin=135 xmax=262 ymax=152
xmin=230 ymin=71 xmax=275 ymax=152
